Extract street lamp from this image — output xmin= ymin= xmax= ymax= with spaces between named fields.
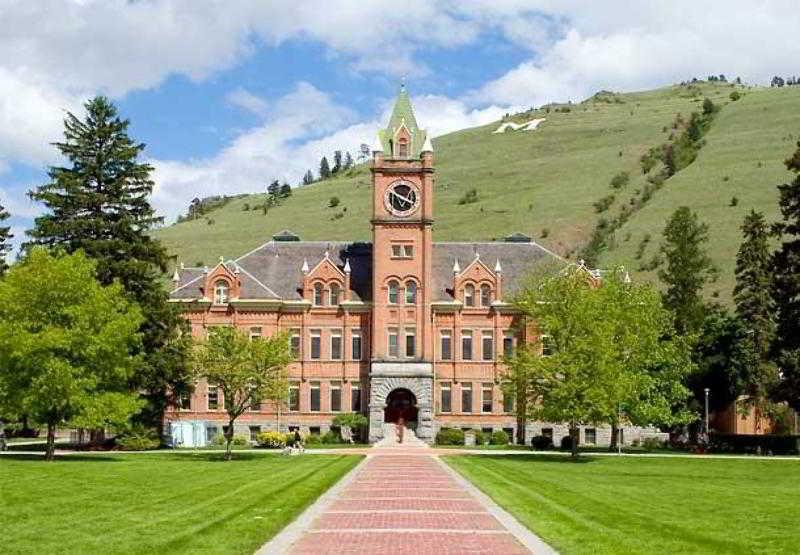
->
xmin=704 ymin=387 xmax=710 ymax=435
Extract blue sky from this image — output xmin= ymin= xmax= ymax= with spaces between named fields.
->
xmin=1 ymin=1 xmax=799 ymax=259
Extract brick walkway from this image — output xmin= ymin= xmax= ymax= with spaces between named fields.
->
xmin=278 ymin=449 xmax=546 ymax=554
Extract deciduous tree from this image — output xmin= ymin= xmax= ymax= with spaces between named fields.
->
xmin=0 ymin=200 xmax=11 ymax=276
xmin=0 ymin=248 xmax=144 ymax=460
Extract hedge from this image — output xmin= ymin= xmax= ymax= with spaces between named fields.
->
xmin=709 ymin=433 xmax=800 ymax=455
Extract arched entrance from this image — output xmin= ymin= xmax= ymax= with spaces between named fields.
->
xmin=384 ymin=388 xmax=418 ymax=424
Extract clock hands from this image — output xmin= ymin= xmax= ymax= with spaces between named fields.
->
xmin=390 ymin=190 xmax=415 ymax=208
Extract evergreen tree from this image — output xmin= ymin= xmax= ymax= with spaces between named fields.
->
xmin=0 ymin=200 xmax=12 ymax=275
xmin=343 ymin=151 xmax=353 ymax=170
xmin=319 ymin=157 xmax=331 ymax=180
xmin=658 ymin=206 xmax=715 ymax=335
xmin=302 ymin=170 xmax=314 ymax=185
xmin=332 ymin=150 xmax=342 ymax=174
xmin=267 ymin=180 xmax=281 ymax=197
xmin=279 ymin=183 xmax=292 ymax=198
xmin=771 ymin=141 xmax=800 ymax=411
xmin=734 ymin=210 xmax=775 ymax=357
xmin=26 ymin=96 xmax=191 ymax=430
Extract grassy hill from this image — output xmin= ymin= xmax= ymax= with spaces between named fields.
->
xmin=154 ymin=82 xmax=800 ymax=302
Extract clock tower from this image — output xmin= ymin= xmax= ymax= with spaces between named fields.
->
xmin=368 ymin=85 xmax=436 ymax=442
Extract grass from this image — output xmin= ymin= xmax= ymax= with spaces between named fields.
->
xmin=1 ymin=452 xmax=361 ymax=554
xmin=445 ymin=454 xmax=800 ymax=554
xmin=153 ymin=82 xmax=800 ymax=304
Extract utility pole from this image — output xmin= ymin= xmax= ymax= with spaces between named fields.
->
xmin=704 ymin=388 xmax=710 ymax=435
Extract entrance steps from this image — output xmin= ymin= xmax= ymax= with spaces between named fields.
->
xmin=374 ymin=423 xmax=428 ymax=448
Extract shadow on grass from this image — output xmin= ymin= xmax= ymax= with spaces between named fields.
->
xmin=0 ymin=453 xmax=122 ymax=463
xmin=458 ymin=453 xmax=599 ymax=464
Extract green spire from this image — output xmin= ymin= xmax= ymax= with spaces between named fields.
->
xmin=379 ymin=84 xmax=427 ymax=158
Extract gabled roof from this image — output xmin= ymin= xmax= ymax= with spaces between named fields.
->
xmin=379 ymin=84 xmax=428 ymax=158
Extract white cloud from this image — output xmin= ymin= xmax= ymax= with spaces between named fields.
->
xmin=226 ymin=88 xmax=270 ymax=118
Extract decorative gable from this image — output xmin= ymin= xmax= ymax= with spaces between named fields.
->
xmin=203 ymin=260 xmax=241 ymax=303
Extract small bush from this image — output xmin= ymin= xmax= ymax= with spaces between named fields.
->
xmin=242 ymin=203 xmax=250 ymax=211
xmin=304 ymin=433 xmax=322 ymax=445
xmin=730 ymin=196 xmax=739 ymax=207
xmin=321 ymin=430 xmax=343 ymax=444
xmin=256 ymin=431 xmax=287 ymax=448
xmin=729 ymin=91 xmax=741 ymax=101
xmin=490 ymin=430 xmax=510 ymax=445
xmin=610 ymin=171 xmax=630 ymax=190
xmin=540 ymin=228 xmax=550 ymax=238
xmin=474 ymin=431 xmax=487 ymax=446
xmin=231 ymin=435 xmax=249 ymax=446
xmin=642 ymin=437 xmax=666 ymax=451
xmin=560 ymin=435 xmax=575 ymax=451
xmin=458 ymin=188 xmax=479 ymax=205
xmin=328 ymin=196 xmax=340 ymax=208
xmin=117 ymin=426 xmax=160 ymax=451
xmin=709 ymin=433 xmax=800 ymax=455
xmin=436 ymin=427 xmax=465 ymax=445
xmin=702 ymin=97 xmax=716 ymax=115
xmin=593 ymin=194 xmax=615 ymax=213
xmin=531 ymin=435 xmax=554 ymax=450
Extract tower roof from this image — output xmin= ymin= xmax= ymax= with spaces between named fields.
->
xmin=379 ymin=84 xmax=428 ymax=158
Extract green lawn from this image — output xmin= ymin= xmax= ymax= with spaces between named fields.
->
xmin=445 ymin=454 xmax=800 ymax=554
xmin=1 ymin=452 xmax=361 ymax=554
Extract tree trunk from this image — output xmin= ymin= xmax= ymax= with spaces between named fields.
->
xmin=224 ymin=418 xmax=235 ymax=461
xmin=570 ymin=424 xmax=579 ymax=458
xmin=45 ymin=422 xmax=56 ymax=461
xmin=609 ymin=424 xmax=619 ymax=452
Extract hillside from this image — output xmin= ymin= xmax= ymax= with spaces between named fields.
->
xmin=154 ymin=82 xmax=800 ymax=302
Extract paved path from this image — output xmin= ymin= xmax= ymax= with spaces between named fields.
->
xmin=261 ymin=445 xmax=554 ymax=554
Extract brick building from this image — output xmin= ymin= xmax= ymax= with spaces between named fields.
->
xmin=166 ymin=87 xmax=665 ymax=447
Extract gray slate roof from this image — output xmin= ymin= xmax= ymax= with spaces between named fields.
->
xmin=170 ymin=239 xmax=563 ymax=303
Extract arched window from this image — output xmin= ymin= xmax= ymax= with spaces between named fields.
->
xmin=213 ymin=280 xmax=229 ymax=304
xmin=330 ymin=283 xmax=341 ymax=306
xmin=405 ymin=281 xmax=417 ymax=304
xmin=388 ymin=280 xmax=399 ymax=304
xmin=464 ymin=284 xmax=475 ymax=307
xmin=313 ymin=283 xmax=324 ymax=306
xmin=480 ymin=284 xmax=492 ymax=306
xmin=397 ymin=137 xmax=409 ymax=157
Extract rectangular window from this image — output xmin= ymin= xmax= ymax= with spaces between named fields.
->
xmin=331 ymin=330 xmax=342 ymax=360
xmin=351 ymin=329 xmax=362 ymax=360
xmin=310 ymin=381 xmax=321 ymax=412
xmin=503 ymin=392 xmax=514 ymax=413
xmin=207 ymin=386 xmax=219 ymax=410
xmin=391 ymin=244 xmax=402 ymax=257
xmin=440 ymin=382 xmax=452 ymax=413
xmin=206 ymin=426 xmax=218 ymax=443
xmin=405 ymin=328 xmax=416 ymax=358
xmin=330 ymin=381 xmax=342 ymax=412
xmin=461 ymin=330 xmax=473 ymax=361
xmin=440 ymin=330 xmax=452 ymax=360
xmin=584 ymin=428 xmax=597 ymax=445
xmin=482 ymin=331 xmax=494 ymax=361
xmin=249 ymin=326 xmax=262 ymax=340
xmin=310 ymin=330 xmax=321 ymax=360
xmin=351 ymin=383 xmax=361 ymax=412
xmin=288 ymin=383 xmax=300 ymax=412
xmin=541 ymin=334 xmax=554 ymax=357
xmin=249 ymin=425 xmax=261 ymax=442
xmin=541 ymin=427 xmax=553 ymax=439
xmin=461 ymin=383 xmax=473 ymax=413
xmin=388 ymin=328 xmax=399 ymax=358
xmin=403 ymin=245 xmax=413 ymax=258
xmin=503 ymin=331 xmax=514 ymax=358
xmin=503 ymin=427 xmax=514 ymax=442
xmin=178 ymin=391 xmax=191 ymax=410
xmin=482 ymin=383 xmax=493 ymax=413
xmin=290 ymin=329 xmax=301 ymax=359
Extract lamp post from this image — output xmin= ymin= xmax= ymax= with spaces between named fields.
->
xmin=704 ymin=388 xmax=710 ymax=435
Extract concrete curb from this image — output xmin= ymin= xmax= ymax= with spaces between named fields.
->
xmin=435 ymin=455 xmax=558 ymax=555
xmin=255 ymin=455 xmax=370 ymax=555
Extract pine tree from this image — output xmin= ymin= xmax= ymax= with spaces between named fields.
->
xmin=26 ymin=96 xmax=191 ymax=430
xmin=343 ymin=151 xmax=353 ymax=171
xmin=734 ymin=210 xmax=775 ymax=357
xmin=319 ymin=157 xmax=331 ymax=180
xmin=280 ymin=183 xmax=292 ymax=198
xmin=267 ymin=180 xmax=281 ymax=197
xmin=332 ymin=150 xmax=342 ymax=174
xmin=771 ymin=141 xmax=800 ymax=411
xmin=658 ymin=206 xmax=715 ymax=335
xmin=302 ymin=170 xmax=314 ymax=185
xmin=0 ymin=201 xmax=12 ymax=276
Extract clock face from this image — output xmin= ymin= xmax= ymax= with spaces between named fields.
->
xmin=384 ymin=180 xmax=420 ymax=216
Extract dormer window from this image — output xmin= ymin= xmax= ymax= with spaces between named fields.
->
xmin=405 ymin=281 xmax=417 ymax=304
xmin=313 ymin=283 xmax=324 ymax=306
xmin=213 ymin=280 xmax=229 ymax=304
xmin=330 ymin=283 xmax=341 ymax=306
xmin=388 ymin=280 xmax=399 ymax=304
xmin=464 ymin=284 xmax=475 ymax=307
xmin=397 ymin=137 xmax=409 ymax=158
xmin=480 ymin=284 xmax=492 ymax=306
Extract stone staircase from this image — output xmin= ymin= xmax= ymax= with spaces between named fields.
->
xmin=374 ymin=423 xmax=428 ymax=448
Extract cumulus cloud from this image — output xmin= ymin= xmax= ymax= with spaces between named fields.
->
xmin=226 ymin=88 xmax=270 ymax=118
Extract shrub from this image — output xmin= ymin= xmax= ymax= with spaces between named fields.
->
xmin=490 ymin=430 xmax=510 ymax=445
xmin=702 ymin=97 xmax=716 ymax=115
xmin=560 ymin=434 xmax=575 ymax=451
xmin=256 ymin=431 xmax=287 ymax=448
xmin=328 ymin=196 xmax=340 ymax=208
xmin=531 ymin=435 xmax=554 ymax=450
xmin=709 ymin=433 xmax=800 ymax=455
xmin=436 ymin=427 xmax=465 ymax=445
xmin=242 ymin=203 xmax=250 ymax=211
xmin=730 ymin=196 xmax=739 ymax=207
xmin=729 ymin=90 xmax=741 ymax=101
xmin=231 ymin=435 xmax=249 ymax=446
xmin=304 ymin=433 xmax=322 ymax=445
xmin=540 ymin=228 xmax=550 ymax=238
xmin=457 ymin=188 xmax=479 ymax=205
xmin=593 ymin=194 xmax=615 ymax=213
xmin=474 ymin=430 xmax=487 ymax=446
xmin=609 ymin=171 xmax=630 ymax=189
xmin=642 ymin=437 xmax=666 ymax=451
xmin=116 ymin=426 xmax=160 ymax=451
xmin=321 ymin=430 xmax=343 ymax=444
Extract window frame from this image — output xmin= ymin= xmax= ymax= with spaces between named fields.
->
xmin=480 ymin=284 xmax=492 ymax=307
xmin=387 ymin=327 xmax=399 ymax=358
xmin=461 ymin=330 xmax=473 ymax=361
xmin=330 ymin=329 xmax=343 ymax=360
xmin=404 ymin=327 xmax=416 ymax=358
xmin=288 ymin=382 xmax=300 ymax=412
xmin=440 ymin=382 xmax=452 ymax=413
xmin=351 ymin=383 xmax=361 ymax=412
xmin=329 ymin=283 xmax=341 ymax=306
xmin=404 ymin=280 xmax=417 ymax=304
xmin=502 ymin=330 xmax=515 ymax=358
xmin=207 ymin=386 xmax=219 ymax=411
xmin=330 ymin=380 xmax=342 ymax=412
xmin=249 ymin=326 xmax=262 ymax=341
xmin=481 ymin=330 xmax=494 ymax=361
xmin=289 ymin=329 xmax=301 ymax=359
xmin=387 ymin=280 xmax=399 ymax=304
xmin=461 ymin=382 xmax=473 ymax=413
xmin=464 ymin=284 xmax=475 ymax=307
xmin=213 ymin=280 xmax=229 ymax=305
xmin=310 ymin=381 xmax=321 ymax=412
xmin=351 ymin=329 xmax=362 ymax=360
xmin=313 ymin=283 xmax=324 ymax=306
xmin=310 ymin=329 xmax=322 ymax=360
xmin=440 ymin=330 xmax=452 ymax=361
xmin=481 ymin=383 xmax=493 ymax=413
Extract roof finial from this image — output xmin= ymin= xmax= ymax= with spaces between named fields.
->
xmin=218 ymin=255 xmax=224 ymax=265
xmin=344 ymin=258 xmax=351 ymax=274
xmin=172 ymin=266 xmax=180 ymax=283
xmin=301 ymin=258 xmax=309 ymax=274
xmin=421 ymin=134 xmax=433 ymax=153
xmin=624 ymin=270 xmax=632 ymax=284
xmin=453 ymin=258 xmax=461 ymax=275
xmin=494 ymin=259 xmax=503 ymax=273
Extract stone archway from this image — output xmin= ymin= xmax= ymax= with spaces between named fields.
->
xmin=384 ymin=388 xmax=418 ymax=424
xmin=368 ymin=375 xmax=433 ymax=443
